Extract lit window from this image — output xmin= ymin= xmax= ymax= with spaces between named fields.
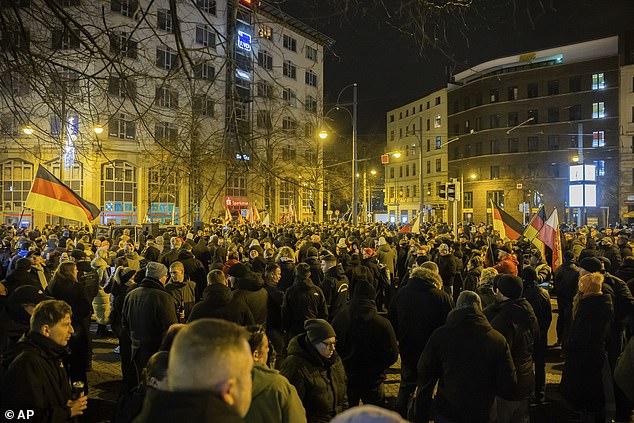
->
xmin=592 ymin=102 xmax=605 ymax=119
xmin=258 ymin=25 xmax=272 ymax=39
xmin=592 ymin=131 xmax=605 ymax=148
xmin=592 ymin=73 xmax=605 ymax=90
xmin=434 ymin=115 xmax=441 ymax=128
xmin=593 ymin=160 xmax=605 ymax=176
xmin=436 ymin=136 xmax=441 ymax=149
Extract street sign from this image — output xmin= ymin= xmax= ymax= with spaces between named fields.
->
xmin=516 ymin=183 xmax=523 ymax=189
xmin=381 ymin=154 xmax=389 ymax=164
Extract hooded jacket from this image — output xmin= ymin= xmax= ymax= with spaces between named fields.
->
xmin=281 ymin=276 xmax=328 ymax=340
xmin=233 ymin=271 xmax=268 ymax=325
xmin=244 ymin=364 xmax=307 ymax=423
xmin=321 ymin=264 xmax=349 ymax=321
xmin=188 ymin=283 xmax=254 ymax=326
xmin=416 ymin=307 xmax=516 ymax=423
xmin=176 ymin=250 xmax=207 ymax=300
xmin=484 ymin=297 xmax=539 ymax=400
xmin=280 ymin=334 xmax=347 ymax=423
xmin=376 ymin=244 xmax=397 ymax=276
xmin=165 ymin=277 xmax=197 ymax=322
xmin=277 ymin=258 xmax=296 ymax=292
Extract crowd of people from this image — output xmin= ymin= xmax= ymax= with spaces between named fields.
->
xmin=0 ymin=219 xmax=633 ymax=422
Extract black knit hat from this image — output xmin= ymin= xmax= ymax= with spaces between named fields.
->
xmin=496 ymin=274 xmax=523 ymax=299
xmin=579 ymin=257 xmax=602 ymax=273
xmin=228 ymin=262 xmax=249 ymax=278
xmin=304 ymin=319 xmax=336 ymax=344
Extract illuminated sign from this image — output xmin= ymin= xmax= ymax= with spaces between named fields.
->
xmin=569 ymin=164 xmax=596 ymax=182
xmin=226 ymin=196 xmax=249 ymax=207
xmin=237 ymin=31 xmax=252 ymax=51
xmin=236 ymin=153 xmax=250 ymax=161
xmin=569 ymin=185 xmax=596 ymax=207
xmin=236 ymin=69 xmax=251 ymax=80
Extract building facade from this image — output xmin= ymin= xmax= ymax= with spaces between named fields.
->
xmin=619 ymin=31 xmax=634 ymax=224
xmin=384 ymin=88 xmax=449 ymax=223
xmin=0 ymin=0 xmax=331 ymax=226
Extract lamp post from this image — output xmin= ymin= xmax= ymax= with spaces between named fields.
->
xmin=334 ymin=83 xmax=358 ymax=225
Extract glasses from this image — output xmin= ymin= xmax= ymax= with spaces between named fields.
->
xmin=321 ymin=340 xmax=336 ymax=349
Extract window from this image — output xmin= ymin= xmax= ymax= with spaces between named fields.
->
xmin=527 ymin=83 xmax=538 ymax=98
xmin=548 ymin=163 xmax=560 ymax=177
xmin=490 ymin=139 xmax=499 ymax=154
xmin=0 ymin=113 xmax=24 ymax=136
xmin=490 ymin=166 xmax=500 ymax=179
xmin=192 ymin=95 xmax=214 ymax=117
xmin=465 ymin=144 xmax=472 ymax=157
xmin=528 ymin=136 xmax=539 ymax=151
xmin=592 ymin=73 xmax=605 ymax=90
xmin=426 ymin=139 xmax=430 ymax=152
xmin=195 ymin=25 xmax=215 ymax=47
xmin=426 ymin=119 xmax=430 ymax=131
xmin=594 ymin=160 xmax=605 ymax=176
xmin=547 ymin=80 xmax=559 ymax=95
xmin=52 ymin=27 xmax=80 ymax=50
xmin=435 ymin=159 xmax=441 ymax=172
xmin=474 ymin=93 xmax=483 ymax=106
xmin=0 ymin=159 xmax=33 ymax=214
xmin=592 ymin=102 xmax=605 ymax=118
xmin=508 ymin=86 xmax=518 ymax=100
xmin=435 ymin=182 xmax=442 ymax=197
xmin=258 ymin=25 xmax=272 ymax=39
xmin=111 ymin=0 xmax=140 ymax=18
xmin=108 ymin=113 xmax=135 ymax=139
xmin=101 ymin=161 xmax=137 ymax=215
xmin=306 ymin=45 xmax=317 ymax=61
xmin=1 ymin=29 xmax=30 ymax=52
xmin=304 ymin=123 xmax=314 ymax=138
xmin=192 ymin=61 xmax=214 ymax=81
xmin=508 ymin=138 xmax=519 ymax=153
xmin=548 ymin=107 xmax=559 ymax=122
xmin=108 ymin=76 xmax=136 ymax=100
xmin=109 ymin=31 xmax=137 ymax=58
xmin=282 ymin=116 xmax=296 ymax=132
xmin=389 ymin=114 xmax=394 ymax=122
xmin=463 ymin=192 xmax=473 ymax=209
xmin=196 ymin=0 xmax=216 ymax=14
xmin=475 ymin=142 xmax=482 ymax=156
xmin=548 ymin=135 xmax=560 ymax=150
xmin=426 ymin=160 xmax=430 ymax=174
xmin=226 ymin=174 xmax=247 ymax=198
xmin=61 ymin=0 xmax=80 ymax=5
xmin=592 ymin=131 xmax=605 ymax=148
xmin=413 ymin=163 xmax=416 ymax=176
xmin=282 ymin=88 xmax=296 ymax=107
xmin=405 ymin=165 xmax=410 ymax=177
xmin=427 ymin=183 xmax=432 ymax=195
xmin=155 ymin=86 xmax=179 ymax=108
xmin=463 ymin=97 xmax=470 ymax=110
xmin=487 ymin=190 xmax=504 ymax=208
xmin=154 ymin=122 xmax=178 ymax=141
xmin=527 ymin=109 xmax=539 ymax=124
xmin=569 ymin=76 xmax=581 ymax=92
xmin=508 ymin=112 xmax=518 ymax=127
xmin=399 ymin=128 xmax=402 ymax=138
xmin=489 ymin=114 xmax=500 ymax=128
xmin=46 ymin=159 xmax=83 ymax=196
xmin=148 ymin=168 xmax=179 ymax=209
xmin=389 ymin=167 xmax=394 ymax=179
xmin=475 ymin=117 xmax=482 ymax=131
xmin=283 ymin=34 xmax=296 ymax=51
xmin=527 ymin=164 xmax=538 ymax=178
xmin=389 ymin=130 xmax=394 ymax=141
xmin=434 ymin=115 xmax=441 ymax=128
xmin=157 ymin=9 xmax=174 ymax=32
xmin=569 ymin=104 xmax=582 ymax=121
xmin=283 ymin=60 xmax=296 ymax=79
xmin=490 ymin=89 xmax=499 ymax=103
xmin=305 ymin=95 xmax=317 ymax=113
xmin=2 ymin=73 xmax=30 ymax=96
xmin=399 ymin=166 xmax=403 ymax=178
xmin=156 ymin=46 xmax=178 ymax=70
xmin=435 ymin=96 xmax=441 ymax=105
xmin=305 ymin=70 xmax=317 ymax=87
xmin=436 ymin=136 xmax=441 ymax=149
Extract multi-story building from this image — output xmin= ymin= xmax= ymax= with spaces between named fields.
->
xmin=384 ymin=88 xmax=448 ymax=223
xmin=447 ymin=37 xmax=619 ymax=226
xmin=0 ymin=0 xmax=332 ymax=226
xmin=619 ymin=31 xmax=634 ymax=224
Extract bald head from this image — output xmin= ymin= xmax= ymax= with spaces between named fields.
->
xmin=168 ymin=319 xmax=253 ymax=417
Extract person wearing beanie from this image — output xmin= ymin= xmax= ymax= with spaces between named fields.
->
xmin=484 ymin=274 xmax=539 ymax=421
xmin=561 ymin=272 xmax=615 ymax=420
xmin=415 ymin=291 xmax=516 ymax=423
xmin=122 ymin=260 xmax=177 ymax=385
xmin=553 ymin=249 xmax=580 ymax=348
xmin=281 ymin=263 xmax=328 ymax=341
xmin=280 ymin=319 xmax=347 ymax=423
xmin=320 ymin=251 xmax=349 ymax=320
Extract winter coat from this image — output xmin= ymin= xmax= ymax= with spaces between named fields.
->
xmin=490 ymin=255 xmax=518 ymax=276
xmin=600 ymin=245 xmax=622 ymax=274
xmin=2 ymin=332 xmax=74 ymax=423
xmin=48 ymin=273 xmax=92 ymax=331
xmin=277 ymin=258 xmax=296 ymax=292
xmin=0 ymin=303 xmax=31 ymax=362
xmin=107 ymin=267 xmax=136 ymax=336
xmin=244 ymin=364 xmax=307 ymax=423
xmin=233 ymin=272 xmax=268 ymax=325
xmin=553 ymin=262 xmax=580 ymax=305
xmin=133 ymin=387 xmax=243 ymax=423
xmin=265 ymin=282 xmax=284 ymax=332
xmin=159 ymin=248 xmax=180 ymax=268
xmin=389 ymin=271 xmax=454 ymax=373
xmin=321 ymin=264 xmax=350 ymax=321
xmin=304 ymin=256 xmax=324 ymax=288
xmin=436 ymin=254 xmax=458 ymax=288
xmin=76 ymin=260 xmax=100 ymax=303
xmin=188 ymin=283 xmax=254 ymax=326
xmin=484 ymin=298 xmax=539 ymax=400
xmin=462 ymin=267 xmax=482 ymax=292
xmin=3 ymin=268 xmax=42 ymax=295
xmin=281 ymin=276 xmax=328 ymax=340
xmin=280 ymin=334 xmax=347 ymax=423
xmin=416 ymin=307 xmax=517 ymax=423
xmin=522 ymin=281 xmax=552 ymax=346
xmin=476 ymin=284 xmax=496 ymax=309
xmin=176 ymin=250 xmax=207 ymax=300
xmin=346 ymin=259 xmax=373 ymax=293
xmin=165 ymin=278 xmax=197 ymax=322
xmin=376 ymin=244 xmax=397 ymax=276
xmin=122 ymin=277 xmax=178 ymax=358
xmin=91 ymin=257 xmax=111 ymax=325
xmin=615 ymin=257 xmax=634 ymax=285
xmin=331 ymin=296 xmax=398 ymax=388
xmin=361 ymin=256 xmax=381 ymax=289
xmin=560 ymin=294 xmax=614 ymax=412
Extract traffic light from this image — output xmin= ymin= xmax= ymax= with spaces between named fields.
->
xmin=447 ymin=182 xmax=460 ymax=201
xmin=439 ymin=183 xmax=447 ymax=199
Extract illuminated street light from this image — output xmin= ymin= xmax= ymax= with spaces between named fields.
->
xmin=392 ymin=152 xmax=401 ymax=159
xmin=93 ymin=125 xmax=104 ymax=134
xmin=470 ymin=173 xmax=477 ymax=179
xmin=22 ymin=126 xmax=33 ymax=135
xmin=318 ymin=130 xmax=328 ymax=140
xmin=572 ymin=155 xmax=580 ymax=163
xmin=370 ymin=169 xmax=377 ymax=175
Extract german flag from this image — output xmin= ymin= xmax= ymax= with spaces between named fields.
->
xmin=523 ymin=206 xmax=547 ymax=255
xmin=25 ymin=165 xmax=100 ymax=225
xmin=491 ymin=200 xmax=523 ymax=240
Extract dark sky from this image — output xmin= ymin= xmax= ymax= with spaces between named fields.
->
xmin=282 ymin=0 xmax=634 ymax=139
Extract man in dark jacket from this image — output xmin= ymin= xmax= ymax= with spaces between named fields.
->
xmin=165 ymin=261 xmax=197 ymax=322
xmin=122 ymin=262 xmax=178 ymax=383
xmin=176 ymin=243 xmax=207 ymax=301
xmin=188 ymin=269 xmax=254 ymax=326
xmin=281 ymin=263 xmax=328 ymax=340
xmin=553 ymin=250 xmax=579 ymax=347
xmin=159 ymin=237 xmax=182 ymax=268
xmin=332 ymin=281 xmax=398 ymax=407
xmin=320 ymin=251 xmax=349 ymax=320
xmin=435 ymin=244 xmax=458 ymax=297
xmin=389 ymin=267 xmax=454 ymax=417
xmin=304 ymin=247 xmax=324 ymax=288
xmin=484 ymin=274 xmax=539 ymax=423
xmin=599 ymin=237 xmax=622 ymax=275
xmin=134 ymin=319 xmax=253 ymax=422
xmin=3 ymin=300 xmax=88 ymax=421
xmin=232 ymin=266 xmax=268 ymax=326
xmin=415 ymin=291 xmax=516 ymax=423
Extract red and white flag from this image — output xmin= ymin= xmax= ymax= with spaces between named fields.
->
xmin=537 ymin=208 xmax=562 ymax=271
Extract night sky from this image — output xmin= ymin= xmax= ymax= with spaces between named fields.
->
xmin=281 ymin=0 xmax=634 ymax=139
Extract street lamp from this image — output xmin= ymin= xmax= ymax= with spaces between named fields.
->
xmin=334 ymin=83 xmax=358 ymax=225
xmin=93 ymin=125 xmax=104 ymax=135
xmin=22 ymin=126 xmax=34 ymax=135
